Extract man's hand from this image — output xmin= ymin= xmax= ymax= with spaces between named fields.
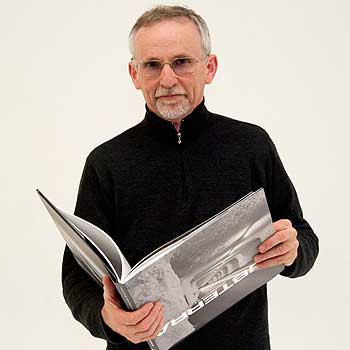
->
xmin=101 ymin=276 xmax=164 ymax=344
xmin=254 ymin=219 xmax=299 ymax=269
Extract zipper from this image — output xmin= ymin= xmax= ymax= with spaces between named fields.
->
xmin=172 ymin=120 xmax=182 ymax=145
xmin=177 ymin=132 xmax=182 ymax=144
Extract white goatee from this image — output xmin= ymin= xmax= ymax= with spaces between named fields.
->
xmin=155 ymin=88 xmax=191 ymax=121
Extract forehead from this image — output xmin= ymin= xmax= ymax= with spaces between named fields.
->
xmin=133 ymin=19 xmax=203 ymax=60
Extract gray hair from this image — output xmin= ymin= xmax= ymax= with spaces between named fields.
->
xmin=128 ymin=5 xmax=211 ymax=58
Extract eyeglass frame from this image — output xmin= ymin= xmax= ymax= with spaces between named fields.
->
xmin=130 ymin=55 xmax=209 ymax=78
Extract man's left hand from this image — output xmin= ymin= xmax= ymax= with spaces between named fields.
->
xmin=254 ymin=219 xmax=299 ymax=269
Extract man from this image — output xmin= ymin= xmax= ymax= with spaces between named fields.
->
xmin=62 ymin=5 xmax=319 ymax=350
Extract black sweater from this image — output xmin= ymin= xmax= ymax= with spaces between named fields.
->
xmin=62 ymin=100 xmax=318 ymax=349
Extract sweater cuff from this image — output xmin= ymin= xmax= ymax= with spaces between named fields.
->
xmin=279 ymin=260 xmax=297 ymax=277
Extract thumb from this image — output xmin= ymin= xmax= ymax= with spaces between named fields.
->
xmin=102 ymin=276 xmax=119 ymax=305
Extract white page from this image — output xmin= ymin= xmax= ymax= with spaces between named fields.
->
xmin=60 ymin=209 xmax=131 ymax=282
xmin=38 ymin=192 xmax=118 ymax=284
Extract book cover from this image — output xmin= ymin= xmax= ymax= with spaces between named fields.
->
xmin=37 ymin=188 xmax=283 ymax=350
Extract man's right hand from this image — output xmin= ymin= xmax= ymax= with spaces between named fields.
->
xmin=101 ymin=276 xmax=164 ymax=344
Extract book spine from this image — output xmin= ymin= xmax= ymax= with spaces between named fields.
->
xmin=114 ymin=283 xmax=161 ymax=350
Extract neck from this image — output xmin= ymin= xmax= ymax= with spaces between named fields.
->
xmin=143 ymin=98 xmax=209 ymax=145
xmin=172 ymin=120 xmax=182 ymax=132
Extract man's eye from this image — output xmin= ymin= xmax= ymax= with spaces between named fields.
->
xmin=173 ymin=58 xmax=192 ymax=67
xmin=143 ymin=61 xmax=162 ymax=69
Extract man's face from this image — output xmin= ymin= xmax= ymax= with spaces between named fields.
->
xmin=129 ymin=19 xmax=217 ymax=121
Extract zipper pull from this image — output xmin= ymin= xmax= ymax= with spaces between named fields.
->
xmin=177 ymin=132 xmax=182 ymax=144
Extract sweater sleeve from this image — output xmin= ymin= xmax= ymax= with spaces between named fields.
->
xmin=264 ymin=135 xmax=319 ymax=278
xmin=61 ymin=153 xmax=129 ymax=347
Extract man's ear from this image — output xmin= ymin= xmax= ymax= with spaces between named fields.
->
xmin=205 ymin=54 xmax=218 ymax=84
xmin=128 ymin=62 xmax=141 ymax=90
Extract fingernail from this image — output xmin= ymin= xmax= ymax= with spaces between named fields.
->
xmin=147 ymin=302 xmax=153 ymax=309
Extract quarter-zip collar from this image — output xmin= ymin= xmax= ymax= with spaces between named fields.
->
xmin=142 ymin=98 xmax=210 ymax=145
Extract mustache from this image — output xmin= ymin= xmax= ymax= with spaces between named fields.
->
xmin=155 ymin=88 xmax=186 ymax=97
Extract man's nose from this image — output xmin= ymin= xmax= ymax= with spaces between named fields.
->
xmin=159 ymin=63 xmax=178 ymax=88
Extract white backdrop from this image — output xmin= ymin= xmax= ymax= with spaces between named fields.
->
xmin=1 ymin=1 xmax=349 ymax=349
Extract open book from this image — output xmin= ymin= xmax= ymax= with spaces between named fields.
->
xmin=37 ymin=188 xmax=283 ymax=350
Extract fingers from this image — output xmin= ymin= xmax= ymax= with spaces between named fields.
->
xmin=102 ymin=276 xmax=115 ymax=297
xmin=256 ymin=240 xmax=293 ymax=262
xmin=134 ymin=302 xmax=163 ymax=331
xmin=136 ymin=303 xmax=164 ymax=342
xmin=273 ymin=218 xmax=292 ymax=232
xmin=254 ymin=219 xmax=298 ymax=268
xmin=138 ymin=311 xmax=164 ymax=342
xmin=148 ymin=311 xmax=164 ymax=339
xmin=122 ymin=302 xmax=154 ymax=326
xmin=258 ymin=220 xmax=295 ymax=253
xmin=102 ymin=276 xmax=121 ymax=308
xmin=123 ymin=302 xmax=164 ymax=344
xmin=254 ymin=248 xmax=298 ymax=268
xmin=101 ymin=276 xmax=165 ymax=344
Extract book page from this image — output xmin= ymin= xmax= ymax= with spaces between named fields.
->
xmin=59 ymin=210 xmax=131 ymax=282
xmin=39 ymin=194 xmax=118 ymax=283
xmin=37 ymin=189 xmax=131 ymax=283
